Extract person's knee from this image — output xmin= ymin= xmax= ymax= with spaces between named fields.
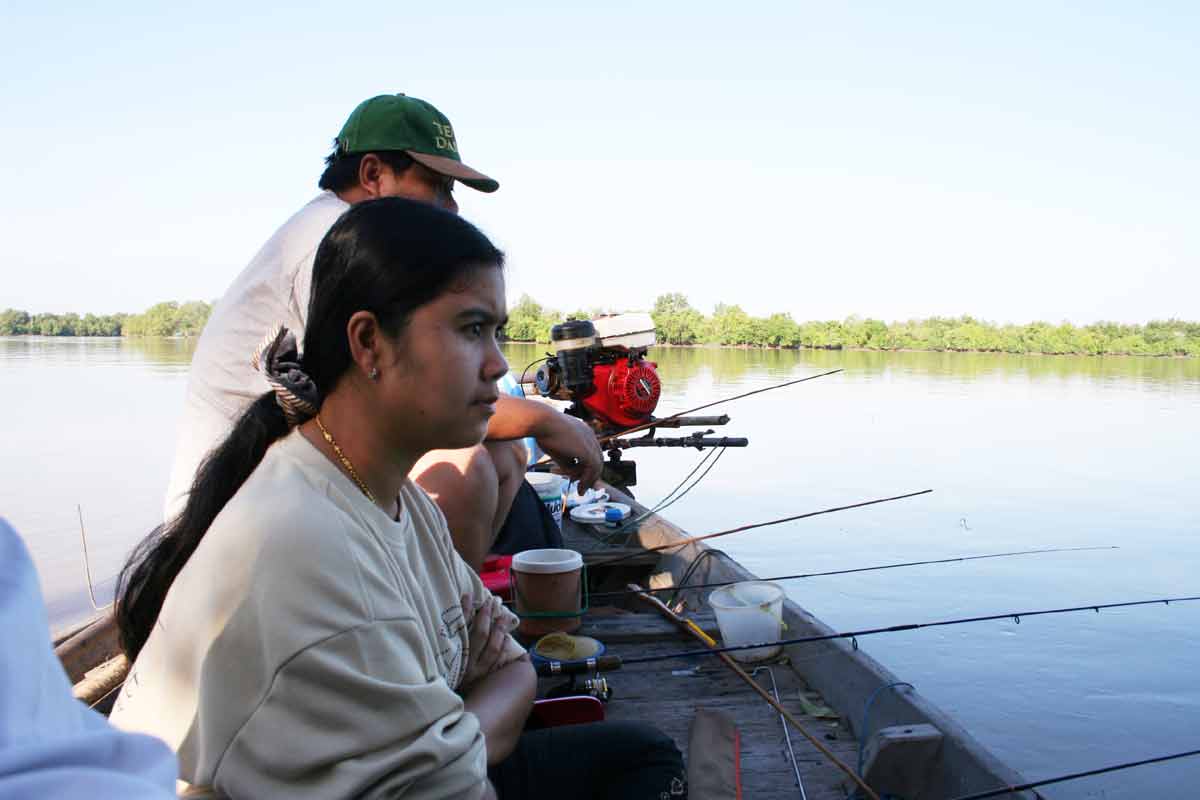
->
xmin=458 ymin=445 xmax=502 ymax=493
xmin=412 ymin=446 xmax=500 ymax=570
xmin=484 ymin=440 xmax=527 ymax=483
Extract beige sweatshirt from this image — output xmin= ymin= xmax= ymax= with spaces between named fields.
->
xmin=111 ymin=430 xmax=524 ymax=799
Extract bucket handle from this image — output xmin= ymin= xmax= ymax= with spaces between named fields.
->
xmin=509 ymin=564 xmax=590 ymax=619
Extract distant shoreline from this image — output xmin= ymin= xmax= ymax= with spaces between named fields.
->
xmin=4 ymin=296 xmax=1198 ymax=359
xmin=503 ymin=340 xmax=1197 ymax=359
xmin=4 ymin=334 xmax=1194 ymax=360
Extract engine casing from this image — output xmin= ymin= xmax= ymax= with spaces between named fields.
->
xmin=582 ymin=359 xmax=662 ymax=428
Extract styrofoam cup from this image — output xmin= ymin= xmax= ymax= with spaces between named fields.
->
xmin=511 ymin=548 xmax=584 ymax=637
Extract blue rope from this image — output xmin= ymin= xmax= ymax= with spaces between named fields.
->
xmin=847 ymin=681 xmax=915 ymax=800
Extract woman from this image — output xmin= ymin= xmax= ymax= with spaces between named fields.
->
xmin=112 ymin=197 xmax=684 ymax=799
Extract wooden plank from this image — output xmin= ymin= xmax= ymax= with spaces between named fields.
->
xmin=538 ymin=615 xmax=859 ymax=800
xmin=55 ymin=612 xmax=119 ymax=684
xmin=578 ymin=611 xmax=721 ymax=644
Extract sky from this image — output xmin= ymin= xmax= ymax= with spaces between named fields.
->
xmin=1 ymin=1 xmax=1197 ymax=325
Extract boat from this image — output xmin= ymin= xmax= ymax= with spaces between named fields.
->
xmin=54 ymin=480 xmax=1040 ymax=799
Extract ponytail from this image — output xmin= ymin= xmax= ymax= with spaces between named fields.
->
xmin=116 ymin=392 xmax=290 ymax=659
xmin=115 ymin=196 xmax=503 ymax=660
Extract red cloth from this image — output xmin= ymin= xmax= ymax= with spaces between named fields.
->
xmin=481 ymin=555 xmax=514 ymax=601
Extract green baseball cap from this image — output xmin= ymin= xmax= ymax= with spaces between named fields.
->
xmin=335 ymin=94 xmax=499 ymax=193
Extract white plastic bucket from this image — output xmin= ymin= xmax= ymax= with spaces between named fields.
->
xmin=708 ymin=581 xmax=785 ymax=662
xmin=526 ymin=472 xmax=565 ymax=529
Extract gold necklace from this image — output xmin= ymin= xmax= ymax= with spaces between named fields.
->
xmin=314 ymin=416 xmax=376 ymax=504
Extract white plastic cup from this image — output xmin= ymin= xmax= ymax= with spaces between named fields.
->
xmin=708 ymin=581 xmax=786 ymax=662
xmin=526 ymin=472 xmax=565 ymax=529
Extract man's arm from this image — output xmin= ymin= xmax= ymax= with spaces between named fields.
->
xmin=485 ymin=395 xmax=602 ymax=488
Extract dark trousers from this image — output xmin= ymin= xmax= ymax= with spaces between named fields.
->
xmin=492 ymin=480 xmax=564 ymax=555
xmin=490 ymin=721 xmax=686 ymax=800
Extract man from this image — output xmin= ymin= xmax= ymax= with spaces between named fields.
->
xmin=166 ymin=93 xmax=600 ymax=569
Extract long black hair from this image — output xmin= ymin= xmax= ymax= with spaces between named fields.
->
xmin=115 ymin=197 xmax=504 ymax=660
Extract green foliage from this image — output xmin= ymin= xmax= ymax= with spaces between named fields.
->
xmin=0 ymin=302 xmax=207 ymax=337
xmin=4 ymin=293 xmax=1199 ymax=359
xmin=501 ymin=294 xmax=562 ymax=343
xmin=651 ymin=293 xmax=706 ymax=345
xmin=122 ymin=301 xmax=212 ymax=337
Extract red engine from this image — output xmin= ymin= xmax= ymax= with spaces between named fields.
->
xmin=532 ymin=316 xmax=663 ymax=432
xmin=581 ymin=359 xmax=662 ymax=429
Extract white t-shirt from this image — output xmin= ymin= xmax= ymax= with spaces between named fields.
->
xmin=112 ymin=431 xmax=524 ymax=799
xmin=0 ymin=519 xmax=177 ymax=799
xmin=164 ymin=192 xmax=350 ymax=518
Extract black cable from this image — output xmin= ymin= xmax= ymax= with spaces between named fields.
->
xmin=666 ymin=548 xmax=738 ymax=607
xmin=515 ymin=356 xmax=548 ymax=398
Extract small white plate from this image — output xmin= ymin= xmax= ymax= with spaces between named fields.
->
xmin=569 ymin=501 xmax=632 ymax=524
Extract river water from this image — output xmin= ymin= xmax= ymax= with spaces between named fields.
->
xmin=3 ymin=336 xmax=1197 ymax=799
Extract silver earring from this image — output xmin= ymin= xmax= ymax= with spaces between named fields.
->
xmin=368 ymin=367 xmax=379 ymax=381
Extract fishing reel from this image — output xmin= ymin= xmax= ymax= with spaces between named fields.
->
xmin=532 ymin=314 xmax=662 ymax=433
xmin=545 ymin=673 xmax=612 ymax=703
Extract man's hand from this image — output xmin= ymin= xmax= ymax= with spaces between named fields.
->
xmin=461 ymin=595 xmax=511 ymax=689
xmin=531 ymin=410 xmax=603 ymax=490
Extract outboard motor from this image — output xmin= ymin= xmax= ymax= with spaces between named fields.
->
xmin=533 ymin=313 xmax=662 ymax=432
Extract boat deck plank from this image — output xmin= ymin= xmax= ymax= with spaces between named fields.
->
xmin=536 ymin=615 xmax=857 ymax=800
xmin=550 ymin=512 xmax=861 ymax=798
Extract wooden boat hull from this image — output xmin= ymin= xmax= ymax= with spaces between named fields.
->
xmin=597 ymin=484 xmax=1041 ymax=798
xmin=56 ymin=481 xmax=1040 ymax=797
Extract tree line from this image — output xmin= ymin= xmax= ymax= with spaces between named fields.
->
xmin=504 ymin=293 xmax=1200 ymax=358
xmin=5 ymin=294 xmax=1198 ymax=357
xmin=0 ymin=301 xmax=213 ymax=338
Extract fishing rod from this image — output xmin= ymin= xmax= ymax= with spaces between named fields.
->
xmin=587 ymin=545 xmax=1121 ymax=603
xmin=532 ymin=595 xmax=1200 ymax=676
xmin=528 ymin=367 xmax=843 ymax=471
xmin=596 ymin=367 xmax=844 ymax=444
xmin=590 ymin=488 xmax=933 ymax=569
xmin=631 ymin=584 xmax=883 ymax=800
xmin=945 ymin=747 xmax=1200 ymax=800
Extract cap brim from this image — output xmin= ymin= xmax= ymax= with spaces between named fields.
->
xmin=407 ymin=151 xmax=499 ymax=193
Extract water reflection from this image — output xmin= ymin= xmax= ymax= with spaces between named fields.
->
xmin=502 ymin=342 xmax=1200 ymax=390
xmin=0 ymin=336 xmax=198 ymax=368
xmin=3 ymin=337 xmax=1198 ymax=800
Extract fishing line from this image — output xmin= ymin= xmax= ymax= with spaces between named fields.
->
xmin=601 ymin=446 xmax=729 ymax=543
xmin=77 ymin=505 xmax=113 ymax=612
xmin=647 ymin=446 xmax=727 ymax=517
xmin=589 ymin=546 xmax=1120 ymax=603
